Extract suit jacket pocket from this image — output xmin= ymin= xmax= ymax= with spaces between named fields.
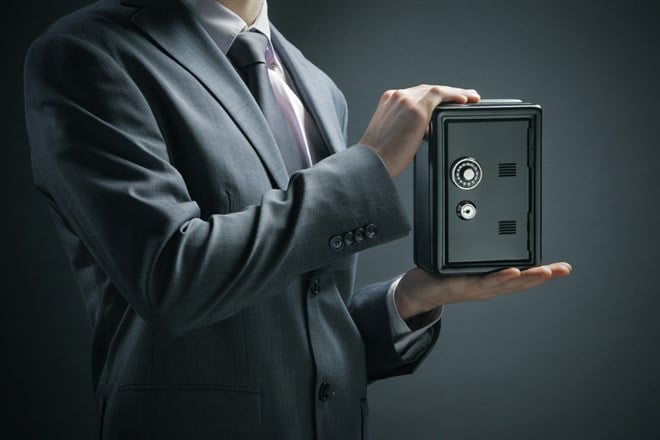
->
xmin=108 ymin=384 xmax=261 ymax=434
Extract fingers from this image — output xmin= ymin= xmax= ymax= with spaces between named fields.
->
xmin=476 ymin=267 xmax=519 ymax=292
xmin=550 ymin=262 xmax=573 ymax=276
xmin=463 ymin=262 xmax=572 ymax=301
xmin=495 ymin=262 xmax=572 ymax=293
xmin=464 ymin=88 xmax=481 ymax=103
xmin=379 ymin=89 xmax=396 ymax=105
xmin=379 ymin=85 xmax=480 ymax=115
xmin=520 ymin=263 xmax=572 ymax=282
xmin=420 ymin=85 xmax=480 ymax=112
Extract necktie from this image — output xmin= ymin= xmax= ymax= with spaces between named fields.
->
xmin=227 ymin=31 xmax=304 ymax=175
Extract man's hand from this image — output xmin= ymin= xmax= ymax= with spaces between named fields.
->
xmin=395 ymin=263 xmax=572 ymax=320
xmin=359 ymin=84 xmax=565 ymax=319
xmin=359 ymin=84 xmax=480 ymax=178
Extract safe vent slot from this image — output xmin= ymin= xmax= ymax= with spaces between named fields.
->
xmin=498 ymin=163 xmax=517 ymax=177
xmin=498 ymin=220 xmax=517 ymax=235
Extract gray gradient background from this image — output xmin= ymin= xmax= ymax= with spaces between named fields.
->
xmin=3 ymin=0 xmax=659 ymax=438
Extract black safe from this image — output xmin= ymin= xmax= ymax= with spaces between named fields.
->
xmin=414 ymin=100 xmax=542 ymax=274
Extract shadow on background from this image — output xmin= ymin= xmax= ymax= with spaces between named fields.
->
xmin=3 ymin=0 xmax=659 ymax=438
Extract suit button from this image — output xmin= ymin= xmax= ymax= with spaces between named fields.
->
xmin=365 ymin=223 xmax=378 ymax=239
xmin=310 ymin=279 xmax=321 ymax=295
xmin=329 ymin=235 xmax=344 ymax=251
xmin=354 ymin=227 xmax=365 ymax=243
xmin=343 ymin=231 xmax=355 ymax=247
xmin=318 ymin=381 xmax=332 ymax=401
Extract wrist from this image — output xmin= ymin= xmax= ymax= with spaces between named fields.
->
xmin=394 ymin=289 xmax=413 ymax=321
xmin=358 ymin=141 xmax=396 ymax=179
xmin=394 ymin=268 xmax=444 ymax=320
xmin=394 ymin=281 xmax=428 ymax=321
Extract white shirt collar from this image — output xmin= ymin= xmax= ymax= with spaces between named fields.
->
xmin=181 ymin=0 xmax=272 ymax=55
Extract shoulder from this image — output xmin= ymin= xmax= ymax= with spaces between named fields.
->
xmin=23 ymin=0 xmax=157 ymax=116
xmin=27 ymin=0 xmax=146 ymax=64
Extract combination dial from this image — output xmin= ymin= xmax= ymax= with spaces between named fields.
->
xmin=450 ymin=157 xmax=482 ymax=190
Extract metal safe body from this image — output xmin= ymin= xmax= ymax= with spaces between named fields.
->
xmin=414 ymin=100 xmax=542 ymax=274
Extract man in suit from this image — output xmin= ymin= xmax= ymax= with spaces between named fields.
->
xmin=24 ymin=0 xmax=570 ymax=438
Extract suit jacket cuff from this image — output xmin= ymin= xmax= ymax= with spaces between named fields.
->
xmin=350 ymin=277 xmax=442 ymax=383
xmin=386 ymin=276 xmax=443 ymax=362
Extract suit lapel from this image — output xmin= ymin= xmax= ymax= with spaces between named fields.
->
xmin=127 ymin=0 xmax=290 ymax=189
xmin=270 ymin=26 xmax=346 ymax=156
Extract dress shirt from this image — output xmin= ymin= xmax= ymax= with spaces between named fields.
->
xmin=180 ymin=0 xmax=442 ymax=361
xmin=181 ymin=0 xmax=324 ymax=166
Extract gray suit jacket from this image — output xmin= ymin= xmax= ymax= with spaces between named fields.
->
xmin=24 ymin=0 xmax=440 ymax=438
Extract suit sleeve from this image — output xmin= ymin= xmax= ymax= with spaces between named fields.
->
xmin=326 ymin=80 xmax=441 ymax=381
xmin=349 ymin=280 xmax=441 ymax=382
xmin=24 ymin=32 xmax=411 ymax=337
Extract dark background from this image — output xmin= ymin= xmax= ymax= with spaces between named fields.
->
xmin=3 ymin=0 xmax=659 ymax=438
